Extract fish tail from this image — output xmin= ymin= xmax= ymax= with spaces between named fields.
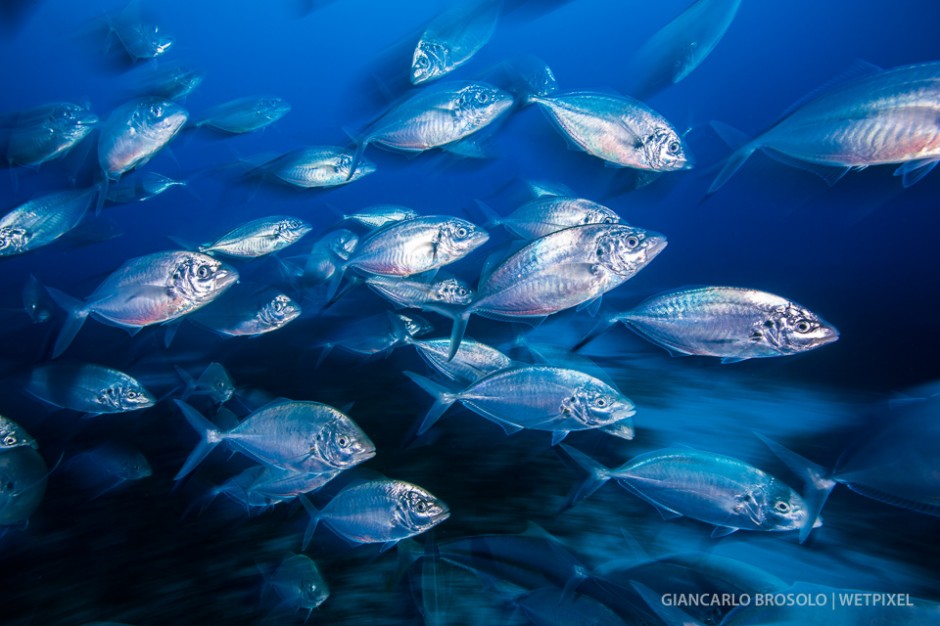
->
xmin=173 ymin=399 xmax=224 ymax=481
xmin=345 ymin=138 xmax=369 ymax=182
xmin=446 ymin=310 xmax=471 ymax=361
xmin=472 ymin=199 xmax=502 ymax=230
xmin=299 ymin=495 xmax=321 ymax=551
xmin=504 ymin=54 xmax=559 ymax=104
xmin=755 ymin=432 xmax=836 ymax=544
xmin=707 ymin=121 xmax=758 ymax=194
xmin=324 ymin=274 xmax=363 ymax=309
xmin=556 ymin=444 xmax=613 ymax=509
xmin=571 ymin=315 xmax=618 ymax=352
xmin=46 ymin=287 xmax=90 ymax=359
xmin=94 ymin=175 xmax=108 ymax=216
xmin=402 ymin=370 xmax=458 ymax=435
xmin=173 ymin=365 xmax=197 ymax=400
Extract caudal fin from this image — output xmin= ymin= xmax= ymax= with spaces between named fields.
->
xmin=707 ymin=121 xmax=758 ymax=194
xmin=447 ymin=310 xmax=471 ymax=361
xmin=402 ymin=371 xmax=459 ymax=435
xmin=46 ymin=287 xmax=90 ymax=359
xmin=556 ymin=444 xmax=614 ymax=509
xmin=571 ymin=315 xmax=617 ymax=352
xmin=299 ymin=495 xmax=321 ymax=550
xmin=173 ymin=400 xmax=224 ymax=481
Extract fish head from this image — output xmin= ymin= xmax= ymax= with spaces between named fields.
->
xmin=455 ymin=83 xmax=515 ymax=125
xmin=595 ymin=225 xmax=668 ymax=277
xmin=169 ymin=252 xmax=239 ymax=306
xmin=433 ymin=277 xmax=475 ymax=307
xmin=49 ymin=103 xmax=98 ymax=137
xmin=314 ymin=416 xmax=376 ymax=470
xmin=118 ymin=450 xmax=153 ymax=480
xmin=258 ymin=97 xmax=291 ymax=121
xmin=334 ymin=151 xmax=376 ymax=182
xmin=274 ymin=217 xmax=313 ymax=244
xmin=133 ymin=98 xmax=188 ymax=140
xmin=0 ymin=417 xmax=37 ymax=451
xmin=199 ymin=362 xmax=235 ymax=403
xmin=397 ymin=313 xmax=434 ymax=338
xmin=0 ymin=227 xmax=30 ymax=256
xmin=751 ymin=482 xmax=814 ymax=532
xmin=643 ymin=125 xmax=692 ymax=171
xmin=258 ymin=293 xmax=301 ymax=329
xmin=436 ymin=218 xmax=489 ymax=264
xmin=395 ymin=482 xmax=450 ymax=534
xmin=563 ymin=380 xmax=637 ymax=427
xmin=96 ymin=379 xmax=156 ymax=412
xmin=298 ymin=569 xmax=330 ymax=608
xmin=411 ymin=40 xmax=448 ymax=85
xmin=327 ymin=229 xmax=359 ymax=260
xmin=143 ymin=24 xmax=174 ymax=58
xmin=764 ymin=304 xmax=840 ymax=355
xmin=583 ymin=206 xmax=621 ymax=226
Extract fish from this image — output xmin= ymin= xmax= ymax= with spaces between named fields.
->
xmin=559 ymin=445 xmax=819 ymax=541
xmin=0 ymin=416 xmax=37 ymax=451
xmin=25 ymin=362 xmax=156 ymax=416
xmin=342 ymin=205 xmax=419 ymax=229
xmin=189 ymin=288 xmax=300 ymax=337
xmin=344 ymin=215 xmax=488 ymax=278
xmin=261 ymin=554 xmax=330 ymax=620
xmin=0 ymin=447 xmax=47 ymax=527
xmin=255 ymin=146 xmax=376 ymax=188
xmin=22 ymin=274 xmax=53 ymax=324
xmin=576 ymin=287 xmax=839 ymax=363
xmin=625 ymin=0 xmax=743 ymax=99
xmin=195 ymin=96 xmax=291 ymax=134
xmin=405 ymin=364 xmax=636 ymax=443
xmin=173 ymin=398 xmax=375 ymax=480
xmin=411 ymin=0 xmax=502 ymax=85
xmin=365 ymin=274 xmax=474 ymax=320
xmin=5 ymin=102 xmax=98 ymax=167
xmin=316 ymin=312 xmax=433 ymax=363
xmin=66 ymin=442 xmax=152 ymax=496
xmin=481 ymin=195 xmax=622 ymax=239
xmin=709 ymin=61 xmax=940 ymax=192
xmin=286 ymin=229 xmax=359 ymax=287
xmin=301 ymin=479 xmax=449 ymax=549
xmin=47 ymin=250 xmax=238 ymax=358
xmin=97 ymin=98 xmax=188 ymax=182
xmin=448 ymin=223 xmax=667 ymax=358
xmin=106 ymin=2 xmax=173 ymax=62
xmin=405 ymin=336 xmax=512 ymax=384
xmin=0 ymin=187 xmax=98 ymax=256
xmin=106 ymin=171 xmax=185 ymax=204
xmin=134 ymin=64 xmax=205 ymax=100
xmin=196 ymin=216 xmax=312 ymax=258
xmin=175 ymin=362 xmax=234 ymax=404
xmin=209 ymin=465 xmax=340 ymax=512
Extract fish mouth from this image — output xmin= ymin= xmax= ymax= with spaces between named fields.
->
xmin=432 ymin=504 xmax=451 ymax=523
xmin=77 ymin=112 xmax=99 ymax=127
xmin=644 ymin=234 xmax=669 ymax=261
xmin=215 ymin=267 xmax=240 ymax=291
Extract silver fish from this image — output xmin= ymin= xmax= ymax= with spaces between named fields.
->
xmin=365 ymin=274 xmax=474 ymax=319
xmin=318 ymin=312 xmax=433 ymax=362
xmin=592 ymin=287 xmax=839 ymax=363
xmin=411 ymin=0 xmax=502 ymax=85
xmin=68 ymin=442 xmax=152 ymax=495
xmin=710 ymin=61 xmax=940 ymax=191
xmin=529 ymin=90 xmax=691 ymax=171
xmin=174 ymin=398 xmax=375 ymax=479
xmin=190 ymin=288 xmax=300 ymax=337
xmin=6 ymin=102 xmax=98 ymax=167
xmin=106 ymin=171 xmax=185 ymax=204
xmin=0 ymin=447 xmax=47 ymax=526
xmin=0 ymin=416 xmax=37 ymax=451
xmin=108 ymin=10 xmax=173 ymax=62
xmin=47 ymin=250 xmax=238 ymax=358
xmin=346 ymin=215 xmax=488 ymax=277
xmin=292 ymin=229 xmax=359 ymax=287
xmin=23 ymin=274 xmax=53 ymax=324
xmin=98 ymin=98 xmax=188 ymax=180
xmin=485 ymin=196 xmax=622 ymax=239
xmin=263 ymin=554 xmax=330 ymax=619
xmin=135 ymin=64 xmax=205 ymax=100
xmin=406 ymin=365 xmax=636 ymax=443
xmin=301 ymin=479 xmax=449 ymax=548
xmin=342 ymin=205 xmax=419 ymax=229
xmin=0 ymin=187 xmax=97 ymax=256
xmin=211 ymin=465 xmax=340 ymax=511
xmin=195 ymin=96 xmax=290 ymax=134
xmin=26 ymin=362 xmax=156 ymax=416
xmin=561 ymin=445 xmax=818 ymax=540
xmin=258 ymin=146 xmax=376 ymax=188
xmin=198 ymin=216 xmax=312 ymax=258
xmin=176 ymin=362 xmax=234 ymax=404
xmin=406 ymin=336 xmax=513 ymax=384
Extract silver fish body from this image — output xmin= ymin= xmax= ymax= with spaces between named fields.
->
xmin=614 ymin=287 xmax=839 ymax=362
xmin=0 ymin=447 xmax=47 ymax=526
xmin=299 ymin=229 xmax=359 ymax=285
xmin=109 ymin=17 xmax=173 ymax=61
xmin=411 ymin=0 xmax=502 ymax=85
xmin=191 ymin=289 xmax=300 ymax=337
xmin=26 ymin=362 xmax=155 ymax=415
xmin=196 ymin=96 xmax=290 ymax=133
xmin=0 ymin=416 xmax=37 ymax=451
xmin=261 ymin=146 xmax=376 ymax=188
xmin=98 ymin=98 xmax=188 ymax=179
xmin=407 ymin=336 xmax=512 ymax=384
xmin=0 ymin=187 xmax=97 ymax=256
xmin=137 ymin=64 xmax=205 ymax=100
xmin=6 ymin=102 xmax=98 ymax=167
xmin=343 ymin=205 xmax=419 ymax=229
xmin=497 ymin=196 xmax=622 ymax=239
xmin=200 ymin=216 xmax=312 ymax=258
xmin=530 ymin=91 xmax=691 ymax=171
xmin=365 ymin=274 xmax=474 ymax=317
xmin=177 ymin=362 xmax=234 ymax=404
xmin=265 ymin=554 xmax=330 ymax=616
xmin=106 ymin=172 xmax=185 ymax=204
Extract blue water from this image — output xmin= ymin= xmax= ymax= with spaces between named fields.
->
xmin=1 ymin=1 xmax=939 ymax=624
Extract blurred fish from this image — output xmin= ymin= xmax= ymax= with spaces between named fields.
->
xmin=317 ymin=312 xmax=433 ymax=363
xmin=134 ymin=64 xmax=205 ymax=100
xmin=710 ymin=61 xmax=940 ymax=192
xmin=342 ymin=205 xmax=419 ymax=229
xmin=559 ymin=445 xmax=819 ymax=540
xmin=406 ymin=336 xmax=512 ymax=384
xmin=576 ymin=287 xmax=839 ymax=363
xmin=209 ymin=465 xmax=340 ymax=512
xmin=194 ymin=216 xmax=311 ymax=258
xmin=195 ymin=96 xmax=290 ymax=134
xmin=23 ymin=274 xmax=53 ymax=324
xmin=261 ymin=554 xmax=330 ymax=620
xmin=448 ymin=223 xmax=667 ymax=358
xmin=0 ymin=415 xmax=38 ymax=451
xmin=105 ymin=1 xmax=173 ymax=62
xmin=365 ymin=274 xmax=474 ymax=320
xmin=175 ymin=361 xmax=234 ymax=404
xmin=0 ymin=187 xmax=97 ymax=256
xmin=66 ymin=442 xmax=152 ymax=496
xmin=189 ymin=288 xmax=300 ymax=337
xmin=0 ymin=447 xmax=47 ymax=527
xmin=283 ymin=229 xmax=359 ymax=288
xmin=301 ymin=479 xmax=449 ymax=549
xmin=26 ymin=362 xmax=156 ymax=416
xmin=411 ymin=0 xmax=502 ymax=85
xmin=625 ymin=0 xmax=743 ymax=98
xmin=405 ymin=365 xmax=636 ymax=443
xmin=479 ymin=195 xmax=622 ymax=240
xmin=47 ymin=250 xmax=238 ymax=358
xmin=174 ymin=398 xmax=375 ymax=479
xmin=4 ymin=102 xmax=98 ymax=168
xmin=106 ymin=171 xmax=185 ymax=204
xmin=254 ymin=146 xmax=376 ymax=188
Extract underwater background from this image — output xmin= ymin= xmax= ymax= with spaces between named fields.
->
xmin=0 ymin=0 xmax=939 ymax=624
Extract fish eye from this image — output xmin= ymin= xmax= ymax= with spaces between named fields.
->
xmin=126 ymin=390 xmax=138 ymax=399
xmin=337 ymin=435 xmax=350 ymax=448
xmin=596 ymin=247 xmax=605 ymax=257
xmin=667 ymin=141 xmax=680 ymax=154
xmin=795 ymin=320 xmax=812 ymax=333
xmin=2 ymin=436 xmax=16 ymax=446
xmin=475 ymin=91 xmax=489 ymax=104
xmin=454 ymin=226 xmax=469 ymax=239
xmin=196 ymin=264 xmax=212 ymax=279
xmin=594 ymin=397 xmax=608 ymax=407
xmin=457 ymin=288 xmax=468 ymax=296
xmin=626 ymin=236 xmax=640 ymax=249
xmin=150 ymin=104 xmax=164 ymax=117
xmin=415 ymin=500 xmax=428 ymax=513
xmin=774 ymin=501 xmax=790 ymax=513
xmin=603 ymin=217 xmax=614 ymax=224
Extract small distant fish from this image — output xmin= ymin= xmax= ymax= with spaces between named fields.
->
xmin=196 ymin=216 xmax=312 ymax=258
xmin=406 ymin=336 xmax=512 ymax=384
xmin=342 ymin=205 xmax=419 ymax=229
xmin=625 ymin=0 xmax=743 ymax=98
xmin=709 ymin=61 xmax=940 ymax=192
xmin=106 ymin=171 xmax=185 ymax=204
xmin=189 ymin=288 xmax=300 ymax=337
xmin=98 ymin=98 xmax=188 ymax=181
xmin=26 ymin=362 xmax=156 ymax=416
xmin=0 ymin=187 xmax=97 ymax=256
xmin=0 ymin=415 xmax=37 ymax=451
xmin=47 ymin=250 xmax=238 ymax=358
xmin=256 ymin=146 xmax=376 ymax=188
xmin=365 ymin=274 xmax=474 ymax=319
xmin=0 ymin=447 xmax=47 ymax=526
xmin=174 ymin=398 xmax=375 ymax=479
xmin=411 ymin=0 xmax=502 ymax=85
xmin=317 ymin=312 xmax=433 ymax=363
xmin=211 ymin=465 xmax=340 ymax=512
xmin=135 ymin=64 xmax=205 ymax=100
xmin=175 ymin=361 xmax=234 ymax=404
xmin=577 ymin=287 xmax=839 ymax=363
xmin=481 ymin=195 xmax=622 ymax=240
xmin=405 ymin=365 xmax=636 ymax=443
xmin=106 ymin=2 xmax=173 ymax=62
xmin=261 ymin=554 xmax=329 ymax=620
xmin=67 ymin=442 xmax=152 ymax=496
xmin=5 ymin=102 xmax=98 ymax=167
xmin=301 ymin=479 xmax=449 ymax=549
xmin=286 ymin=229 xmax=359 ymax=287
xmin=23 ymin=274 xmax=53 ymax=324
xmin=195 ymin=96 xmax=290 ymax=134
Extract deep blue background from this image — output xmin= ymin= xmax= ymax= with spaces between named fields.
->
xmin=0 ymin=1 xmax=939 ymax=624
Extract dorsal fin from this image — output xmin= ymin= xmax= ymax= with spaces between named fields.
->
xmin=776 ymin=59 xmax=883 ymax=119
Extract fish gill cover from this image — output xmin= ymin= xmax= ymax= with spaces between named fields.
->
xmin=0 ymin=0 xmax=939 ymax=624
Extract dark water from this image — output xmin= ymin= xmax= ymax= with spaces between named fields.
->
xmin=0 ymin=1 xmax=939 ymax=624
